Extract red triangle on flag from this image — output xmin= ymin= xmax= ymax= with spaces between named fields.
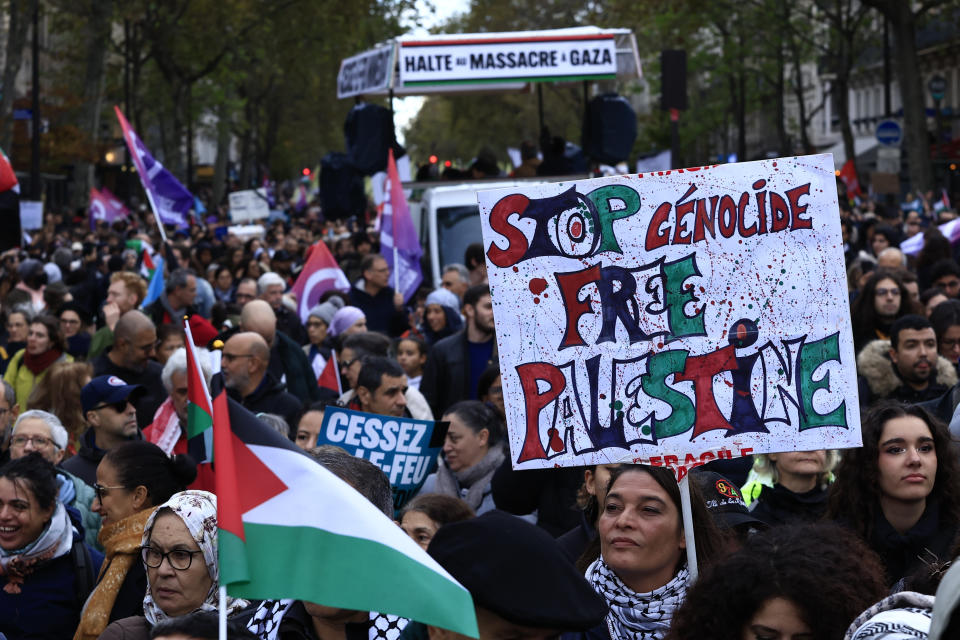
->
xmin=0 ymin=147 xmax=18 ymax=193
xmin=213 ymin=390 xmax=288 ymax=541
xmin=317 ymin=357 xmax=340 ymax=394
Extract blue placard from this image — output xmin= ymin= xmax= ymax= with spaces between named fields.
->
xmin=318 ymin=406 xmax=447 ymax=512
xmin=876 ymin=120 xmax=902 ymax=146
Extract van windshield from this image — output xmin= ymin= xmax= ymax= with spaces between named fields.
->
xmin=437 ymin=205 xmax=482 ymax=272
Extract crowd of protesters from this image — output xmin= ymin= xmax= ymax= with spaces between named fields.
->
xmin=1 ymin=184 xmax=960 ymax=639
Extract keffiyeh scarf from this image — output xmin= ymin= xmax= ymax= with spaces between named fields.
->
xmin=248 ymin=600 xmax=408 ymax=640
xmin=585 ymin=557 xmax=688 ymax=640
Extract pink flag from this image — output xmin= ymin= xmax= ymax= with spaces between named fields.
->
xmin=379 ymin=149 xmax=423 ymax=302
xmin=291 ymin=241 xmax=350 ymax=323
xmin=90 ymin=186 xmax=130 ymax=229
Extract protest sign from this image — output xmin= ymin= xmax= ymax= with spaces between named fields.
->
xmin=318 ymin=406 xmax=446 ymax=511
xmin=19 ymin=200 xmax=42 ymax=230
xmin=478 ymin=154 xmax=859 ymax=478
xmin=398 ymin=32 xmax=616 ymax=87
xmin=228 ymin=188 xmax=270 ymax=222
xmin=337 ymin=45 xmax=394 ymax=99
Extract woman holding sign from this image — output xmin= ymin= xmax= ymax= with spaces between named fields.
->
xmin=565 ymin=465 xmax=722 ymax=640
xmin=827 ymin=401 xmax=960 ymax=587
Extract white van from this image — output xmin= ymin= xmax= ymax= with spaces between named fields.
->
xmin=411 ymin=177 xmax=588 ymax=285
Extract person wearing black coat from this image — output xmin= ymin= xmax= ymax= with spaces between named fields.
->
xmin=220 ymin=332 xmax=302 ymax=431
xmin=743 ymin=450 xmax=837 ymax=527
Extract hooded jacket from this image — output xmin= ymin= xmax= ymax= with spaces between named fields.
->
xmin=856 ymin=338 xmax=957 ymax=405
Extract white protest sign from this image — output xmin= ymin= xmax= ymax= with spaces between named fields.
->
xmin=477 ymin=154 xmax=860 ymax=478
xmin=228 ymin=189 xmax=270 ymax=222
xmin=398 ymin=33 xmax=616 ymax=86
xmin=19 ymin=200 xmax=43 ymax=230
xmin=337 ymin=45 xmax=394 ymax=99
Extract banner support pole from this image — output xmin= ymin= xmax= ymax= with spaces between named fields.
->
xmin=678 ymin=473 xmax=698 ymax=582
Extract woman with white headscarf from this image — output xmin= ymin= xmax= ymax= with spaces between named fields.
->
xmin=99 ymin=490 xmax=250 ymax=639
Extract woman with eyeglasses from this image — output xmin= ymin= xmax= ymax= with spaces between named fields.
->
xmin=826 ymin=401 xmax=960 ymax=587
xmin=99 ymin=491 xmax=250 ymax=640
xmin=3 ymin=314 xmax=72 ymax=407
xmin=0 ymin=453 xmax=104 ymax=640
xmin=74 ymin=441 xmax=197 ymax=640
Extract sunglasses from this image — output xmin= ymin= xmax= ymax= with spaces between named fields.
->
xmin=93 ymin=400 xmax=131 ymax=413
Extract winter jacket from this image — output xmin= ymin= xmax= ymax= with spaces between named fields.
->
xmin=747 ymin=483 xmax=829 ymax=527
xmin=0 ymin=530 xmax=101 ymax=640
xmin=227 ymin=372 xmax=303 ymax=431
xmin=3 ymin=348 xmax=72 ymax=407
xmin=866 ymin=498 xmax=957 ymax=587
xmin=349 ymin=282 xmax=408 ymax=337
xmin=856 ymin=339 xmax=957 ymax=406
xmin=61 ymin=468 xmax=102 ymax=548
xmin=271 ymin=330 xmax=321 ymax=406
xmin=491 ymin=462 xmax=583 ymax=537
xmin=420 ymin=330 xmax=498 ymax=419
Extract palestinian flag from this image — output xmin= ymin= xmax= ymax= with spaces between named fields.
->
xmin=212 ymin=389 xmax=478 ymax=637
xmin=184 ymin=320 xmax=213 ymax=438
xmin=317 ymin=356 xmax=341 ymax=395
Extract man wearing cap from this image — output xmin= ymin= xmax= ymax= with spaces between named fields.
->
xmin=92 ymin=310 xmax=166 ymax=430
xmin=62 ymin=375 xmax=143 ymax=486
xmin=406 ymin=510 xmax=607 ymax=640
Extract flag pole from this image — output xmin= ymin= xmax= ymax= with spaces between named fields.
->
xmin=334 ymin=359 xmax=343 ymax=396
xmin=393 ymin=246 xmax=400 ymax=294
xmin=678 ymin=473 xmax=698 ymax=581
xmin=219 ymin=585 xmax=227 ymax=640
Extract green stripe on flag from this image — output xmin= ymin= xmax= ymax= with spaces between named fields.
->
xmin=187 ymin=402 xmax=213 ymax=439
xmin=218 ymin=528 xmax=249 ymax=587
xmin=223 ymin=522 xmax=478 ymax=638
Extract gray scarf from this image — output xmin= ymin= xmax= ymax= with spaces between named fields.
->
xmin=433 ymin=445 xmax=504 ymax=510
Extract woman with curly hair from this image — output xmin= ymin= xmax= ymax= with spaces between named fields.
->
xmin=666 ymin=523 xmax=887 ymax=640
xmin=826 ymin=401 xmax=960 ymax=586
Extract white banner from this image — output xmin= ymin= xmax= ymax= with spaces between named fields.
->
xmin=337 ymin=45 xmax=394 ymax=99
xmin=477 ymin=154 xmax=860 ymax=477
xmin=19 ymin=200 xmax=43 ymax=230
xmin=399 ymin=35 xmax=616 ymax=86
xmin=228 ymin=189 xmax=270 ymax=223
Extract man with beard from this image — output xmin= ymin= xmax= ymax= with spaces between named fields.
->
xmin=91 ymin=310 xmax=165 ymax=430
xmin=421 ymin=284 xmax=497 ymax=417
xmin=62 ymin=376 xmax=143 ymax=486
xmin=220 ymin=332 xmax=302 ymax=429
xmin=857 ymin=314 xmax=957 ymax=405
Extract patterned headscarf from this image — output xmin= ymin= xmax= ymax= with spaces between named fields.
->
xmin=141 ymin=490 xmax=248 ymax=624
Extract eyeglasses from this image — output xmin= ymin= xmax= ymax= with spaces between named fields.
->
xmin=93 ymin=482 xmax=128 ymax=501
xmin=93 ymin=400 xmax=132 ymax=413
xmin=222 ymin=352 xmax=255 ymax=363
xmin=141 ymin=546 xmax=203 ymax=570
xmin=341 ymin=357 xmax=359 ymax=369
xmin=10 ymin=435 xmax=57 ymax=448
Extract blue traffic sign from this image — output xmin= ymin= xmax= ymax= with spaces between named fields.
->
xmin=876 ymin=119 xmax=902 ymax=146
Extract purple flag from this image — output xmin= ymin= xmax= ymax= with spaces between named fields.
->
xmin=89 ymin=187 xmax=130 ymax=229
xmin=115 ymin=106 xmax=193 ymax=228
xmin=380 ymin=149 xmax=422 ymax=302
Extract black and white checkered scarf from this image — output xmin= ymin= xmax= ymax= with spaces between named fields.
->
xmin=585 ymin=558 xmax=688 ymax=640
